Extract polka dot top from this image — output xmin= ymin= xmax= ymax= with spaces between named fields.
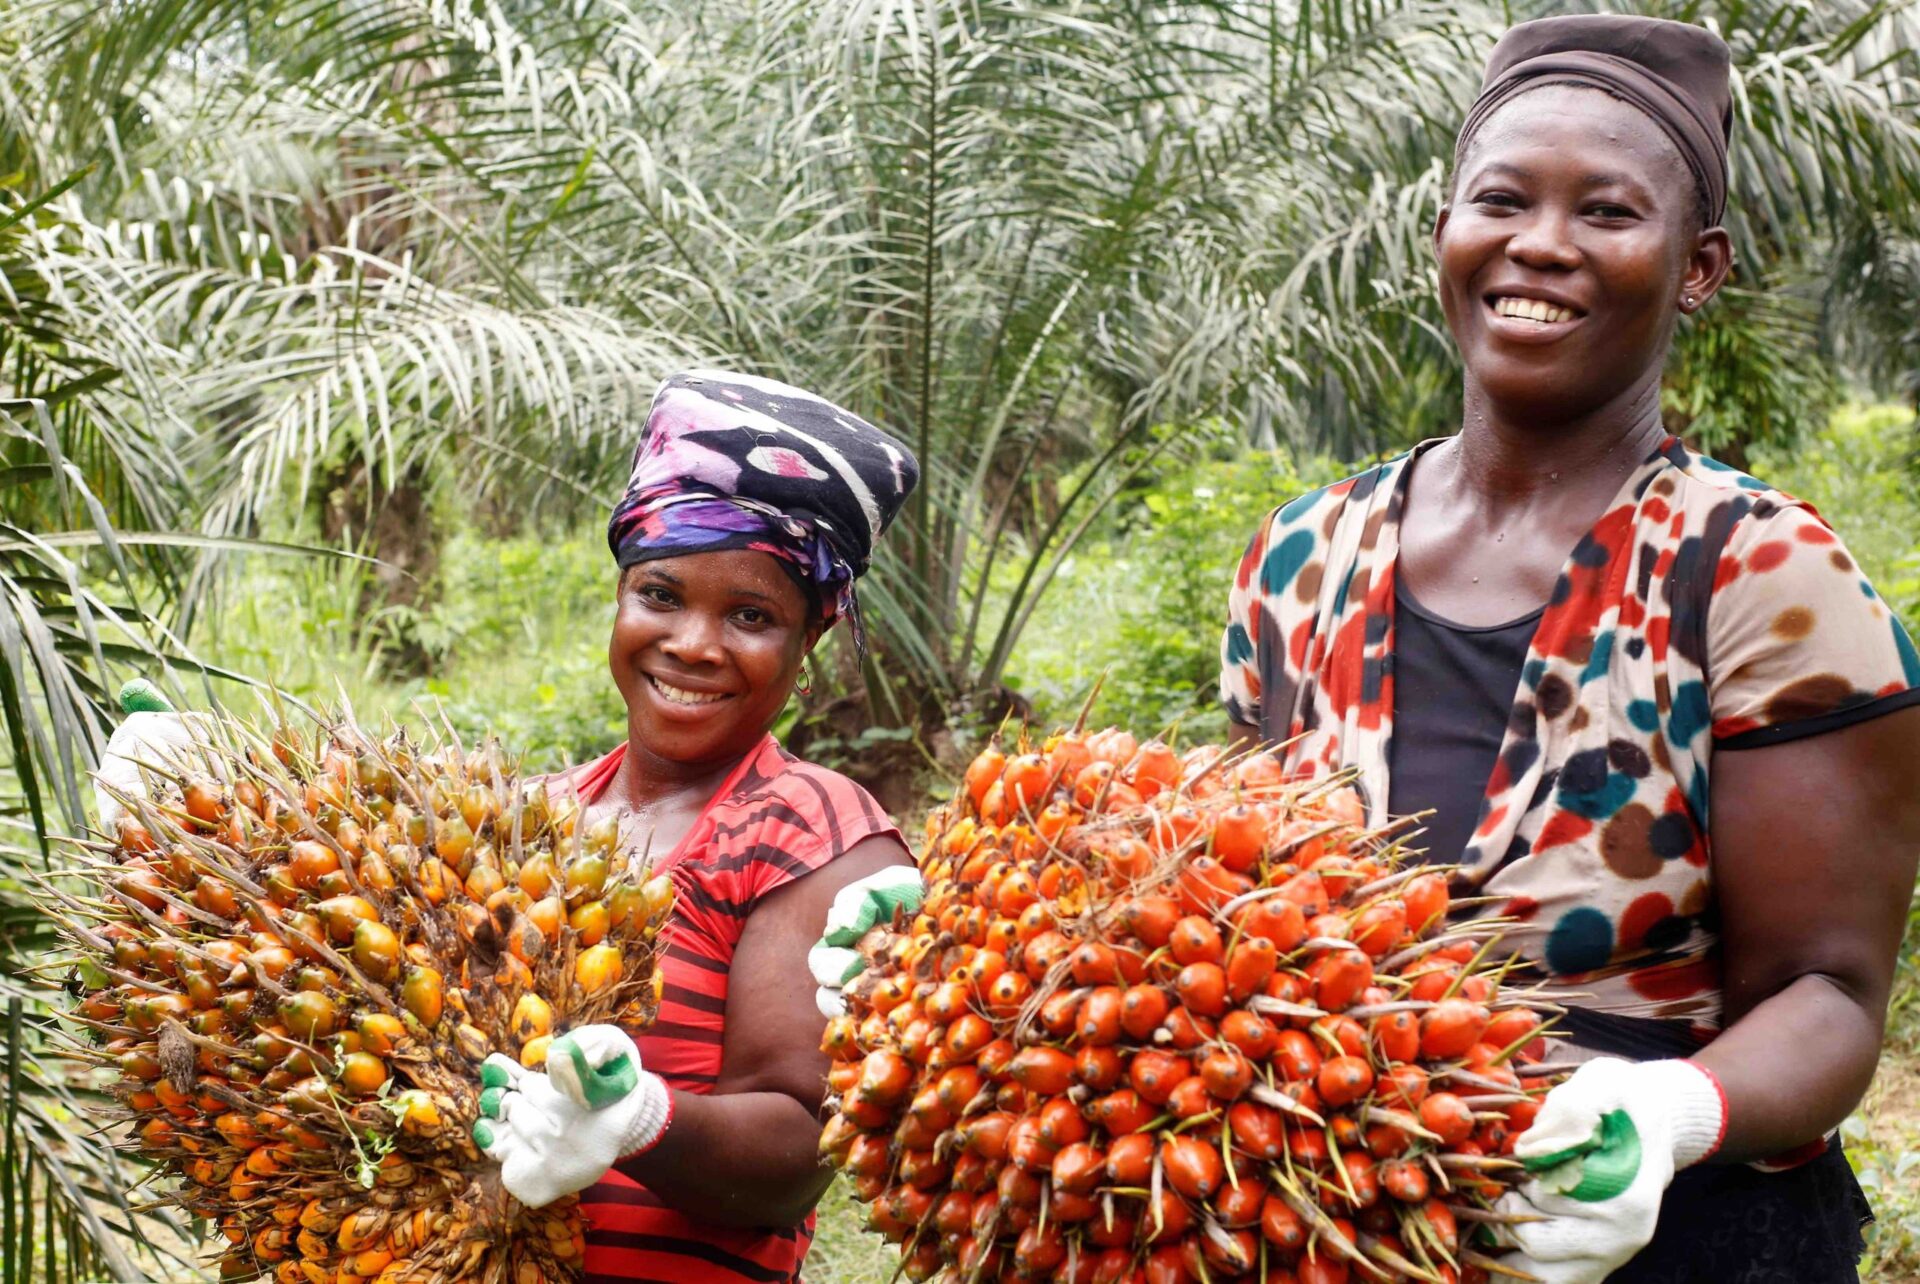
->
xmin=1221 ymin=436 xmax=1920 ymax=1035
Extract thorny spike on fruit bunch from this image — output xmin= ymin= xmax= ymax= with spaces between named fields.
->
xmin=820 ymin=727 xmax=1567 ymax=1284
xmin=47 ymin=708 xmax=674 ymax=1284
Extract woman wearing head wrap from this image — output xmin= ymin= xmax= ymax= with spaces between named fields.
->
xmin=1221 ymin=16 xmax=1920 ymax=1283
xmin=468 ymin=370 xmax=921 ymax=1283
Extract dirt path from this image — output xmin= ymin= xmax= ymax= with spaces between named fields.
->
xmin=1855 ymin=1042 xmax=1920 ymax=1282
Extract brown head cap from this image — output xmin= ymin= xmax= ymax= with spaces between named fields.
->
xmin=1456 ymin=15 xmax=1733 ymax=225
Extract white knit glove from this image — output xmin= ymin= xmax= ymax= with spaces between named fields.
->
xmin=1496 ymin=1057 xmax=1726 ymax=1284
xmin=808 ymin=866 xmax=924 ymax=1016
xmin=472 ymin=1025 xmax=673 ymax=1209
xmin=93 ymin=681 xmax=209 ymax=826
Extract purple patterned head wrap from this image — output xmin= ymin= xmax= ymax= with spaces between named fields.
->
xmin=608 ymin=370 xmax=920 ymax=653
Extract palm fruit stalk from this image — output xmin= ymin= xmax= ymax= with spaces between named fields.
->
xmin=42 ymin=708 xmax=673 ymax=1284
xmin=819 ymin=726 xmax=1565 ymax=1284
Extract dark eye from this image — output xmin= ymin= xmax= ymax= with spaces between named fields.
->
xmin=1587 ymin=202 xmax=1637 ymax=220
xmin=733 ymin=606 xmax=771 ymax=629
xmin=637 ymin=584 xmax=677 ymax=608
xmin=1473 ymin=190 xmax=1521 ymax=209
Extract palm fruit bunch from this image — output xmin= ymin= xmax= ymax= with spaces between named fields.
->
xmin=820 ymin=726 xmax=1560 ymax=1284
xmin=48 ymin=709 xmax=672 ymax=1284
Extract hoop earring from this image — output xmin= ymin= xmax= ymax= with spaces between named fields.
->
xmin=797 ymin=660 xmax=813 ymax=697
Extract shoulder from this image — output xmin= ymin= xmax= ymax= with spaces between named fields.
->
xmin=715 ymin=739 xmax=898 ymax=863
xmin=1269 ymin=454 xmax=1405 ymax=532
xmin=1651 ymin=448 xmax=1920 ymax=740
xmin=1236 ymin=454 xmax=1410 ymax=589
xmin=536 ymin=746 xmax=623 ymax=804
xmin=1646 ymin=443 xmax=1892 ymax=606
xmin=1652 ymin=440 xmax=1819 ymax=532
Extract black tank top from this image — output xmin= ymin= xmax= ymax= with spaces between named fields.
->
xmin=1386 ymin=581 xmax=1540 ymax=866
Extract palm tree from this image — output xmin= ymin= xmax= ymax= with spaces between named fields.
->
xmin=0 ymin=179 xmax=222 ymax=1280
xmin=11 ymin=0 xmax=1913 ymax=712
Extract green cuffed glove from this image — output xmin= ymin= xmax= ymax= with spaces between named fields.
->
xmin=472 ymin=1025 xmax=672 ymax=1209
xmin=808 ymin=866 xmax=924 ymax=1016
xmin=94 ymin=680 xmax=208 ymax=826
xmin=1495 ymin=1056 xmax=1726 ymax=1283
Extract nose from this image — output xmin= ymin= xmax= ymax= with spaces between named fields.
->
xmin=657 ymin=611 xmax=726 ymax=666
xmin=1504 ymin=206 xmax=1581 ymax=272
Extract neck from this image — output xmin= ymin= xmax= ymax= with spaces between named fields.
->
xmin=615 ymin=732 xmax=759 ymax=809
xmin=1451 ymin=371 xmax=1668 ymax=503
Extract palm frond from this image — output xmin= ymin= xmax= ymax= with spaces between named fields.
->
xmin=7 ymin=0 xmax=1917 ymax=709
xmin=0 ymin=857 xmax=198 ymax=1284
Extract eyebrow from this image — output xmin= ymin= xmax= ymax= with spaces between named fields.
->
xmin=1471 ymin=162 xmax=1535 ymax=182
xmin=1470 ymin=161 xmax=1651 ymax=193
xmin=633 ymin=565 xmax=783 ymax=606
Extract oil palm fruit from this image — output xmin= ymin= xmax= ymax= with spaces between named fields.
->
xmin=50 ymin=709 xmax=674 ymax=1284
xmin=821 ymin=725 xmax=1561 ymax=1284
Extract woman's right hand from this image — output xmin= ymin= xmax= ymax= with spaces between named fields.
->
xmin=1496 ymin=1057 xmax=1726 ymax=1283
xmin=473 ymin=1026 xmax=673 ymax=1209
xmin=807 ymin=866 xmax=924 ymax=1015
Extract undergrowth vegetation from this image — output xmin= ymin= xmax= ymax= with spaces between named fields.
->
xmin=1753 ymin=404 xmax=1920 ymax=1280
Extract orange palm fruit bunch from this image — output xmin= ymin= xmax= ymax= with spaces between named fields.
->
xmin=821 ymin=726 xmax=1560 ymax=1284
xmin=49 ymin=710 xmax=674 ymax=1284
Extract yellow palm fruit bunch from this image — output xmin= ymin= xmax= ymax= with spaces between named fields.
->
xmin=46 ymin=709 xmax=673 ymax=1284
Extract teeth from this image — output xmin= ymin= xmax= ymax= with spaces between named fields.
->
xmin=651 ymin=678 xmax=727 ymax=706
xmin=1493 ymin=296 xmax=1577 ymax=324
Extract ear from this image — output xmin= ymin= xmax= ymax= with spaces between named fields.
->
xmin=1432 ymin=203 xmax=1453 ymax=260
xmin=1678 ymin=226 xmax=1734 ymax=316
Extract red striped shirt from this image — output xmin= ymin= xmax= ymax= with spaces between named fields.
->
xmin=551 ymin=735 xmax=898 ymax=1283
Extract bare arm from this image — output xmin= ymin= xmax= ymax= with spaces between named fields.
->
xmin=1694 ymin=705 xmax=1920 ymax=1161
xmin=613 ymin=833 xmax=913 ymax=1225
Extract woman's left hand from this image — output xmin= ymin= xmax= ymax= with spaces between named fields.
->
xmin=473 ymin=1026 xmax=673 ymax=1209
xmin=1496 ymin=1057 xmax=1726 ymax=1283
xmin=808 ymin=866 xmax=924 ymax=1015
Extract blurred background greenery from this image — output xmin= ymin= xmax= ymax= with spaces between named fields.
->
xmin=2 ymin=0 xmax=1918 ymax=1277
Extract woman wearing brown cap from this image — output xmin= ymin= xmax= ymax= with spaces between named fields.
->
xmin=1222 ymin=15 xmax=1920 ymax=1282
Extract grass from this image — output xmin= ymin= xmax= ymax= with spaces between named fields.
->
xmin=1852 ymin=1046 xmax=1920 ymax=1282
xmin=190 ymin=522 xmax=627 ymax=771
xmin=802 ymin=1179 xmax=897 ymax=1284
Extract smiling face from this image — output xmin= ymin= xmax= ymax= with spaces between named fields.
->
xmin=609 ymin=549 xmax=822 ymax=772
xmin=1435 ymin=84 xmax=1731 ymax=426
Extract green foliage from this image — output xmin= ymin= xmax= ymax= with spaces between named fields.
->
xmin=198 ymin=524 xmax=625 ymax=772
xmin=1748 ymin=402 xmax=1920 ymax=634
xmin=1846 ymin=1060 xmax=1920 ymax=1281
xmin=1664 ymin=284 xmax=1839 ymax=458
xmin=1002 ymin=445 xmax=1343 ymax=740
xmin=5 ymin=0 xmax=1914 ymax=714
xmin=410 ymin=531 xmax=626 ymax=771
